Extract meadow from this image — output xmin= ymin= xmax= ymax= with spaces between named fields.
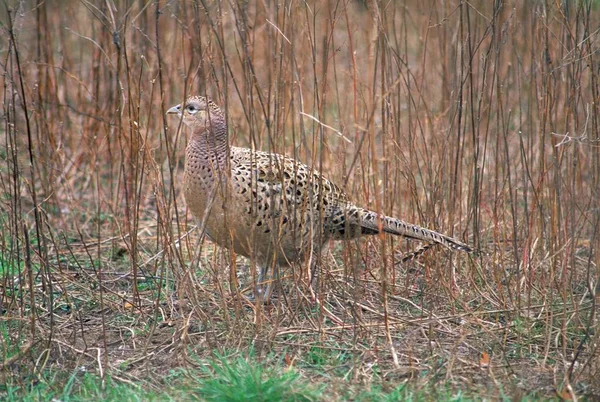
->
xmin=1 ymin=0 xmax=599 ymax=400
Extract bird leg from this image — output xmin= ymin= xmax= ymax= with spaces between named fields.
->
xmin=256 ymin=264 xmax=269 ymax=301
xmin=309 ymin=258 xmax=318 ymax=295
xmin=256 ymin=264 xmax=280 ymax=302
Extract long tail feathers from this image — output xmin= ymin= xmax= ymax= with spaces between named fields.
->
xmin=356 ymin=208 xmax=473 ymax=253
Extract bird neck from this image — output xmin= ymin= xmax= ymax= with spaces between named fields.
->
xmin=187 ymin=123 xmax=229 ymax=169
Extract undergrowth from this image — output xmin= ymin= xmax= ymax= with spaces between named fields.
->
xmin=1 ymin=0 xmax=598 ymax=400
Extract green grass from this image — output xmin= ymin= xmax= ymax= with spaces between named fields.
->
xmin=0 ymin=354 xmax=322 ymax=402
xmin=0 ymin=251 xmax=22 ymax=279
xmin=1 ymin=372 xmax=167 ymax=402
xmin=188 ymin=353 xmax=323 ymax=402
xmin=0 ymin=348 xmax=564 ymax=401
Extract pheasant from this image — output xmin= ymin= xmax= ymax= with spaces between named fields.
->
xmin=167 ymin=95 xmax=472 ymax=298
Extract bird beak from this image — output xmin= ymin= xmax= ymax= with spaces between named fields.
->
xmin=166 ymin=104 xmax=181 ymax=115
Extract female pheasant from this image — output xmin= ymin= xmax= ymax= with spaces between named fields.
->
xmin=167 ymin=96 xmax=471 ymax=298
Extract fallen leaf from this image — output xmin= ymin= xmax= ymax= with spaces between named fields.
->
xmin=480 ymin=351 xmax=491 ymax=367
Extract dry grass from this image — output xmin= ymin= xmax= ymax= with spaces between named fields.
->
xmin=1 ymin=0 xmax=599 ymax=399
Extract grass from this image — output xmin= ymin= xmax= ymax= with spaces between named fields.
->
xmin=187 ymin=353 xmax=322 ymax=402
xmin=1 ymin=372 xmax=165 ymax=402
xmin=1 ymin=0 xmax=599 ymax=400
xmin=0 ymin=350 xmax=558 ymax=401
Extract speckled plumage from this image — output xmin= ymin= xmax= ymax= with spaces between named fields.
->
xmin=167 ymin=96 xmax=472 ymax=294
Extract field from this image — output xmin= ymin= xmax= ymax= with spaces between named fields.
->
xmin=1 ymin=0 xmax=599 ymax=400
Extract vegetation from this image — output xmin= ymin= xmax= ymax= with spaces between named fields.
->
xmin=1 ymin=0 xmax=598 ymax=400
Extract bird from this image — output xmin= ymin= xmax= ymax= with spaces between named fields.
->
xmin=167 ymin=95 xmax=472 ymax=299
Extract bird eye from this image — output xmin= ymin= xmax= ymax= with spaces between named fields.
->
xmin=186 ymin=104 xmax=198 ymax=113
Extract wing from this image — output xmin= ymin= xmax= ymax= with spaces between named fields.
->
xmin=229 ymin=147 xmax=351 ymax=234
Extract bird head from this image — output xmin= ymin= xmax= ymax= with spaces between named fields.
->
xmin=166 ymin=95 xmax=223 ymax=130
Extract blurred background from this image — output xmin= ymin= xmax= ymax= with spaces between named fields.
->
xmin=1 ymin=0 xmax=599 ymax=399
